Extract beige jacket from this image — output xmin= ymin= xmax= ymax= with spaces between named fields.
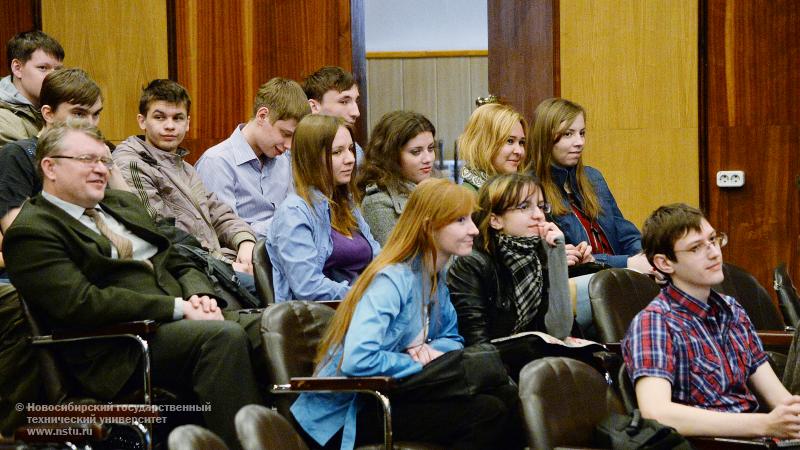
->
xmin=0 ymin=76 xmax=41 ymax=147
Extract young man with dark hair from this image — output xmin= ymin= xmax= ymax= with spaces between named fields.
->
xmin=622 ymin=203 xmax=800 ymax=439
xmin=302 ymin=66 xmax=363 ymax=162
xmin=0 ymin=30 xmax=64 ymax=146
xmin=113 ymin=79 xmax=257 ymax=275
xmin=196 ymin=77 xmax=310 ymax=239
xmin=4 ymin=119 xmax=264 ymax=447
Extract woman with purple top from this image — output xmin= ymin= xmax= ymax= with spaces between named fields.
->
xmin=267 ymin=115 xmax=380 ymax=301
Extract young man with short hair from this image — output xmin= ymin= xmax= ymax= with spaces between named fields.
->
xmin=0 ymin=68 xmax=108 ymax=231
xmin=113 ymin=79 xmax=257 ymax=274
xmin=302 ymin=66 xmax=363 ymax=162
xmin=0 ymin=30 xmax=64 ymax=146
xmin=196 ymin=78 xmax=310 ymax=239
xmin=622 ymin=203 xmax=800 ymax=439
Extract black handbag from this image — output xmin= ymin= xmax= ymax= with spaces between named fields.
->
xmin=393 ymin=343 xmax=509 ymax=401
xmin=594 ymin=410 xmax=693 ymax=450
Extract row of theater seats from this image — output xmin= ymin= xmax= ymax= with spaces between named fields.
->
xmin=11 ymin=262 xmax=800 ymax=449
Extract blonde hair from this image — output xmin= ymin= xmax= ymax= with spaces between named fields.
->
xmin=475 ymin=173 xmax=543 ymax=254
xmin=316 ymin=178 xmax=476 ymax=366
xmin=253 ymin=78 xmax=311 ymax=122
xmin=458 ymin=103 xmax=529 ymax=175
xmin=292 ymin=114 xmax=359 ymax=235
xmin=528 ymin=98 xmax=600 ymax=219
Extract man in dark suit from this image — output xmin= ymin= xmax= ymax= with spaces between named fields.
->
xmin=3 ymin=119 xmax=263 ymax=447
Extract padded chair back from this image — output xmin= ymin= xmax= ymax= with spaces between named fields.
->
xmin=252 ymin=239 xmax=275 ymax=305
xmin=235 ymin=404 xmax=309 ymax=450
xmin=774 ymin=262 xmax=800 ymax=328
xmin=714 ymin=263 xmax=784 ymax=330
xmin=616 ymin=363 xmax=637 ymax=413
xmin=589 ymin=269 xmax=660 ymax=343
xmin=260 ymin=301 xmax=336 ymax=417
xmin=168 ymin=424 xmax=228 ymax=450
xmin=519 ymin=357 xmax=625 ymax=449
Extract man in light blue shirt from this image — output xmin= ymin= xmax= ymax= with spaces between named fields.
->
xmin=196 ymin=78 xmax=310 ymax=239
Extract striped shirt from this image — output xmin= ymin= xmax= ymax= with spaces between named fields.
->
xmin=622 ymin=283 xmax=768 ymax=412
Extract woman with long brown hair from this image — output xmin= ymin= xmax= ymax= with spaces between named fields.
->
xmin=290 ymin=178 xmax=522 ymax=450
xmin=267 ymin=114 xmax=380 ymax=301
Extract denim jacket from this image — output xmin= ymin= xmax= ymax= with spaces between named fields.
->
xmin=267 ymin=189 xmax=380 ymax=302
xmin=291 ymin=260 xmax=464 ymax=450
xmin=550 ymin=164 xmax=641 ymax=268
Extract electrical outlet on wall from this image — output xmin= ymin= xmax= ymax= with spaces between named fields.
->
xmin=716 ymin=170 xmax=745 ymax=188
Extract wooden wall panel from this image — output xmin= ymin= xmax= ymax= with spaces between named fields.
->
xmin=703 ymin=0 xmax=800 ymax=292
xmin=0 ymin=0 xmax=38 ymax=78
xmin=559 ymin=0 xmax=699 ymax=229
xmin=40 ymin=0 xmax=169 ymax=143
xmin=175 ymin=0 xmax=361 ymax=163
xmin=366 ymin=56 xmax=487 ymax=160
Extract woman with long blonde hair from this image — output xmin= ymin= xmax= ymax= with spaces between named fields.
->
xmin=291 ymin=178 xmax=522 ymax=450
xmin=267 ymin=114 xmax=380 ymax=301
xmin=528 ymin=98 xmax=653 ymax=272
xmin=458 ymin=103 xmax=528 ymax=191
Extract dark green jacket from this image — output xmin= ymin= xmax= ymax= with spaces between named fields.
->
xmin=3 ymin=189 xmax=215 ymax=399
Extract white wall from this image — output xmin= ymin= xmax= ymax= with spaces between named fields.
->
xmin=365 ymin=0 xmax=487 ymax=52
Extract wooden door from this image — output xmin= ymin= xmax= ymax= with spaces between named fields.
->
xmin=701 ymin=0 xmax=800 ymax=294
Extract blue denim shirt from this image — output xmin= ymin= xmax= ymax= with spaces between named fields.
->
xmin=291 ymin=260 xmax=464 ymax=450
xmin=550 ymin=165 xmax=641 ymax=267
xmin=267 ymin=189 xmax=380 ymax=302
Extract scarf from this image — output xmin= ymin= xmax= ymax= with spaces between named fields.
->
xmin=495 ymin=233 xmax=545 ymax=333
xmin=461 ymin=166 xmax=489 ymax=189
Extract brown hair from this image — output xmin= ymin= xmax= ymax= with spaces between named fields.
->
xmin=316 ymin=178 xmax=476 ymax=366
xmin=292 ymin=114 xmax=359 ymax=235
xmin=302 ymin=66 xmax=356 ymax=101
xmin=357 ymin=110 xmax=436 ymax=194
xmin=252 ymin=78 xmax=311 ymax=122
xmin=6 ymin=30 xmax=64 ymax=70
xmin=139 ymin=79 xmax=191 ymax=115
xmin=641 ymin=203 xmax=705 ymax=265
xmin=458 ymin=103 xmax=529 ymax=176
xmin=528 ymin=97 xmax=600 ymax=219
xmin=39 ymin=68 xmax=102 ymax=112
xmin=37 ymin=118 xmax=106 ymax=179
xmin=474 ymin=173 xmax=543 ymax=254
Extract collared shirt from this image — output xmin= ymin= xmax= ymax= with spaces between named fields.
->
xmin=622 ymin=282 xmax=768 ymax=413
xmin=195 ymin=124 xmax=294 ymax=239
xmin=41 ymin=190 xmax=182 ymax=319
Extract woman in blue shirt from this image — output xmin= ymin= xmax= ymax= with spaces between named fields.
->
xmin=291 ymin=178 xmax=522 ymax=450
xmin=267 ymin=115 xmax=380 ymax=301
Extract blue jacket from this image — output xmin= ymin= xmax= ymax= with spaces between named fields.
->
xmin=267 ymin=189 xmax=380 ymax=302
xmin=550 ymin=165 xmax=641 ymax=268
xmin=291 ymin=260 xmax=464 ymax=449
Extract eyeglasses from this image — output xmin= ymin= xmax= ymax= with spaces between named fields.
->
xmin=49 ymin=154 xmax=114 ymax=169
xmin=674 ymin=232 xmax=728 ymax=256
xmin=508 ymin=200 xmax=551 ymax=215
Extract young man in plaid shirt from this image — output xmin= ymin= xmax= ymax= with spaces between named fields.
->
xmin=622 ymin=203 xmax=800 ymax=439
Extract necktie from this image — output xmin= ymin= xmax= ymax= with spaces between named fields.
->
xmin=84 ymin=208 xmax=134 ymax=260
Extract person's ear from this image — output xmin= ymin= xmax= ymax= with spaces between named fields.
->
xmin=256 ymin=106 xmax=270 ymax=124
xmin=10 ymin=59 xmax=23 ymax=79
xmin=41 ymin=158 xmax=58 ymax=182
xmin=489 ymin=213 xmax=504 ymax=231
xmin=652 ymin=254 xmax=675 ymax=275
xmin=41 ymin=105 xmax=55 ymax=124
xmin=308 ymin=99 xmax=321 ymax=114
xmin=186 ymin=115 xmax=190 ymax=132
xmin=136 ymin=113 xmax=146 ymax=131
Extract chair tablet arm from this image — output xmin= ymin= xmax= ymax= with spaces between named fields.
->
xmin=757 ymin=330 xmax=793 ymax=348
xmin=41 ymin=320 xmax=160 ymax=341
xmin=287 ymin=376 xmax=396 ymax=392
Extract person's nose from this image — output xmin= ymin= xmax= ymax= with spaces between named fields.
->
xmin=421 ymin=149 xmax=435 ymax=164
xmin=350 ymin=102 xmax=360 ymax=120
xmin=467 ymin=219 xmax=479 ymax=236
xmin=282 ymin=135 xmax=293 ymax=150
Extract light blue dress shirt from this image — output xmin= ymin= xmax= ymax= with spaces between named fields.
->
xmin=195 ymin=125 xmax=294 ymax=239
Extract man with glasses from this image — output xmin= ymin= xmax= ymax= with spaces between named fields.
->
xmin=3 ymin=119 xmax=265 ymax=447
xmin=622 ymin=203 xmax=800 ymax=440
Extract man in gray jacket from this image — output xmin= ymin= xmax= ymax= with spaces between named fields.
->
xmin=0 ymin=31 xmax=64 ymax=146
xmin=113 ymin=79 xmax=257 ymax=275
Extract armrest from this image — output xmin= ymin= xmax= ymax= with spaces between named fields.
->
xmin=757 ymin=330 xmax=793 ymax=348
xmin=290 ymin=300 xmax=343 ymax=309
xmin=289 ymin=376 xmax=395 ymax=392
xmin=48 ymin=320 xmax=159 ymax=340
xmin=603 ymin=342 xmax=622 ymax=354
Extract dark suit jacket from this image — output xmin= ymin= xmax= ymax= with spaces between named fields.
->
xmin=3 ymin=189 xmax=216 ymax=399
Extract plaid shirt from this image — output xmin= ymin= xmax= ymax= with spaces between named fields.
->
xmin=622 ymin=283 xmax=768 ymax=412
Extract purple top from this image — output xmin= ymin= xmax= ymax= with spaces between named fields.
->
xmin=323 ymin=229 xmax=372 ymax=285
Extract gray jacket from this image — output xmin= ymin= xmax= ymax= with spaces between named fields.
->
xmin=361 ymin=183 xmax=411 ymax=246
xmin=112 ymin=136 xmax=256 ymax=259
xmin=0 ymin=76 xmax=41 ymax=147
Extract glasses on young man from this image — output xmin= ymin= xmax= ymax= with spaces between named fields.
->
xmin=674 ymin=232 xmax=728 ymax=256
xmin=49 ymin=154 xmax=114 ymax=170
xmin=509 ymin=200 xmax=552 ymax=215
